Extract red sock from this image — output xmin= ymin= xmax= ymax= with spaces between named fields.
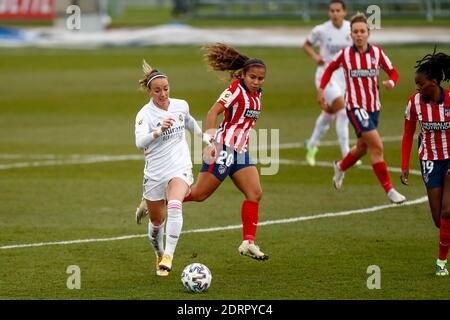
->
xmin=439 ymin=218 xmax=450 ymax=261
xmin=241 ymin=200 xmax=259 ymax=242
xmin=339 ymin=152 xmax=360 ymax=171
xmin=183 ymin=194 xmax=193 ymax=202
xmin=372 ymin=161 xmax=393 ymax=193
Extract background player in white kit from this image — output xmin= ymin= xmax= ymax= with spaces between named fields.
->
xmin=135 ymin=60 xmax=211 ymax=277
xmin=303 ymin=0 xmax=354 ymax=166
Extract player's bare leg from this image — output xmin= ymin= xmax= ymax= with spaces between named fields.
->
xmin=231 ymin=166 xmax=268 ymax=261
xmin=159 ymin=178 xmax=190 ymax=273
xmin=426 ymin=187 xmax=443 ymax=229
xmin=184 ymin=172 xmax=222 ymax=202
xmin=146 ymin=199 xmax=168 ymax=276
xmin=436 ymin=173 xmax=450 ymax=276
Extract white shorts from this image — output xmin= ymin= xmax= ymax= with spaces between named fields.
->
xmin=316 ymin=68 xmax=346 ymax=106
xmin=143 ymin=171 xmax=194 ymax=201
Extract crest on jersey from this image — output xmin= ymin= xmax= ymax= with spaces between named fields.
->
xmin=138 ymin=119 xmax=143 ymax=125
xmin=371 ymin=57 xmax=377 ymax=65
xmin=445 ymin=107 xmax=450 ymax=117
xmin=179 ymin=114 xmax=184 ymax=122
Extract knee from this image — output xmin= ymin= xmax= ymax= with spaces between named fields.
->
xmin=150 ymin=216 xmax=165 ymax=226
xmin=372 ymin=144 xmax=384 ymax=157
xmin=246 ymin=189 xmax=263 ymax=203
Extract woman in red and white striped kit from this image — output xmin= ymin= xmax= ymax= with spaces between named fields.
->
xmin=401 ymin=49 xmax=450 ymax=276
xmin=318 ymin=12 xmax=406 ymax=204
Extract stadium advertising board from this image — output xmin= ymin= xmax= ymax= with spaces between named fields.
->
xmin=0 ymin=0 xmax=55 ymax=20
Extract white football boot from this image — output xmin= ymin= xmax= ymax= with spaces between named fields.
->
xmin=332 ymin=160 xmax=345 ymax=190
xmin=238 ymin=240 xmax=269 ymax=261
xmin=387 ymin=189 xmax=406 ymax=204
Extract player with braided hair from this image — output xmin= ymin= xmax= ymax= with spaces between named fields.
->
xmin=401 ymin=48 xmax=450 ymax=276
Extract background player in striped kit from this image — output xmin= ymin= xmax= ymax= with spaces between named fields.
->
xmin=319 ymin=12 xmax=406 ymax=204
xmin=182 ymin=43 xmax=269 ymax=261
xmin=303 ymin=0 xmax=353 ymax=167
xmin=401 ymin=49 xmax=450 ymax=276
xmin=135 ymin=60 xmax=210 ymax=276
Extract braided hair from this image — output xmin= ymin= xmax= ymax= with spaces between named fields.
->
xmin=415 ymin=46 xmax=450 ymax=85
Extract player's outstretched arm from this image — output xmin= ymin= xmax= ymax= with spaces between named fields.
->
xmin=185 ymin=113 xmax=214 ymax=147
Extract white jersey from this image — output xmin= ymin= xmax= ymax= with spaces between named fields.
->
xmin=307 ymin=20 xmax=352 ymax=89
xmin=135 ymin=98 xmax=193 ymax=181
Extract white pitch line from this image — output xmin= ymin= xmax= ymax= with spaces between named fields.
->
xmin=258 ymin=135 xmax=405 ymax=150
xmin=0 ymin=155 xmax=142 ymax=170
xmin=0 ymin=135 xmax=406 ymax=170
xmin=0 ymin=196 xmax=428 ymax=250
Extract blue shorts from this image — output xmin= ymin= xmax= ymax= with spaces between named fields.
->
xmin=419 ymin=159 xmax=450 ymax=189
xmin=347 ymin=109 xmax=380 ymax=138
xmin=200 ymin=144 xmax=255 ymax=182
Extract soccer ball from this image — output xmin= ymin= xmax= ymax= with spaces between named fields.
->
xmin=181 ymin=263 xmax=212 ymax=293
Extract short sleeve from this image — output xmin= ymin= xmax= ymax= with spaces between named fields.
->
xmin=306 ymin=25 xmax=321 ymax=46
xmin=217 ymin=83 xmax=241 ymax=109
xmin=404 ymin=96 xmax=417 ymax=121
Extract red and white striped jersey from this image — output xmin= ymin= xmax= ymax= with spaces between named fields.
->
xmin=403 ymin=88 xmax=450 ymax=163
xmin=320 ymin=44 xmax=399 ymax=112
xmin=214 ymin=79 xmax=262 ymax=153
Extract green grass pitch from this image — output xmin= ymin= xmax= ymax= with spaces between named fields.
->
xmin=0 ymin=44 xmax=449 ymax=299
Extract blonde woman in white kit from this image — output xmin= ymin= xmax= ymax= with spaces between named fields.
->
xmin=135 ymin=60 xmax=212 ymax=277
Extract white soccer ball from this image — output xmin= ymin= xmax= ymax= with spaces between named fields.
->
xmin=181 ymin=263 xmax=212 ymax=293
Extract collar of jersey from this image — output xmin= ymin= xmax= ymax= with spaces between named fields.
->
xmin=352 ymin=43 xmax=371 ymax=54
xmin=149 ymin=98 xmax=170 ymax=111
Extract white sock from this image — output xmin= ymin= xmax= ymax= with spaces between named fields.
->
xmin=335 ymin=108 xmax=350 ymax=157
xmin=164 ymin=200 xmax=183 ymax=259
xmin=148 ymin=221 xmax=165 ymax=257
xmin=308 ymin=111 xmax=334 ymax=149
